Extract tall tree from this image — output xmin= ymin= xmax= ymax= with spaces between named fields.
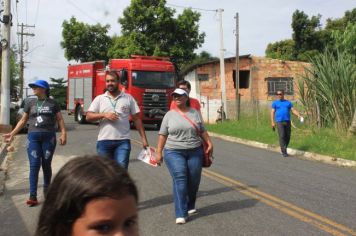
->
xmin=326 ymin=8 xmax=356 ymax=31
xmin=108 ymin=0 xmax=205 ymax=71
xmin=265 ymin=39 xmax=295 ymax=60
xmin=265 ymin=8 xmax=356 ymax=61
xmin=61 ymin=17 xmax=112 ymax=62
xmin=332 ymin=22 xmax=356 ymax=60
xmin=49 ymin=77 xmax=67 ymax=109
xmin=291 ymin=10 xmax=323 ymax=61
xmin=181 ymin=51 xmax=218 ymax=75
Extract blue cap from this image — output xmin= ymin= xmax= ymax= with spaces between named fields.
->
xmin=28 ymin=80 xmax=49 ymax=90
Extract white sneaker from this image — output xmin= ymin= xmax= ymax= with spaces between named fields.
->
xmin=188 ymin=209 xmax=197 ymax=215
xmin=176 ymin=217 xmax=186 ymax=224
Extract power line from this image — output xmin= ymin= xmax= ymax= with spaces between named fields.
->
xmin=25 ymin=0 xmax=27 ymax=24
xmin=34 ymin=0 xmax=40 ymax=25
xmin=166 ymin=3 xmax=216 ymax=12
xmin=17 ymin=23 xmax=35 ymax=99
xmin=28 ymin=54 xmax=65 ymax=63
xmin=10 ymin=0 xmax=21 ymax=52
xmin=27 ymin=62 xmax=66 ymax=70
xmin=66 ymin=0 xmax=99 ymax=23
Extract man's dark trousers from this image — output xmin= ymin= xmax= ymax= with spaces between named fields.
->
xmin=277 ymin=121 xmax=291 ymax=156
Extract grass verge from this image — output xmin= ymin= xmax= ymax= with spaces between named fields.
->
xmin=206 ymin=112 xmax=356 ymax=161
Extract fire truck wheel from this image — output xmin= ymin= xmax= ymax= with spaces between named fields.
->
xmin=76 ymin=106 xmax=86 ymax=124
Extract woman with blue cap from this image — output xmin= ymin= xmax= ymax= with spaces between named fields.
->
xmin=3 ymin=79 xmax=67 ymax=206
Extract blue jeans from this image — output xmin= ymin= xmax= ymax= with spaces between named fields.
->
xmin=96 ymin=139 xmax=131 ymax=169
xmin=164 ymin=146 xmax=203 ymax=218
xmin=27 ymin=132 xmax=57 ymax=197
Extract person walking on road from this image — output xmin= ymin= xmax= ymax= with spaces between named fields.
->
xmin=156 ymin=88 xmax=213 ymax=224
xmin=35 ymin=156 xmax=139 ymax=236
xmin=3 ymin=79 xmax=67 ymax=206
xmin=86 ymin=71 xmax=149 ymax=169
xmin=271 ymin=89 xmax=302 ymax=157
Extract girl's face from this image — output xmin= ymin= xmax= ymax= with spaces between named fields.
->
xmin=71 ymin=196 xmax=138 ymax=236
xmin=31 ymin=86 xmax=46 ymax=97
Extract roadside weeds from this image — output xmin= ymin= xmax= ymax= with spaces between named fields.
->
xmin=209 ymin=132 xmax=356 ymax=168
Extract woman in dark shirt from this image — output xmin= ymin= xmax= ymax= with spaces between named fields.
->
xmin=3 ymin=80 xmax=67 ymax=206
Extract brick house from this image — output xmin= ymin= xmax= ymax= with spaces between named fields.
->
xmin=182 ymin=55 xmax=309 ymax=123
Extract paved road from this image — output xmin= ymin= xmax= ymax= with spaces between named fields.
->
xmin=1 ymin=114 xmax=356 ymax=236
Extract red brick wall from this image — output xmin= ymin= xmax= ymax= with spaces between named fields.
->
xmin=250 ymin=57 xmax=309 ymax=101
xmin=195 ymin=56 xmax=309 ymax=102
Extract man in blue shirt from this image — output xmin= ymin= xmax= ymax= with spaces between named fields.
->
xmin=271 ymin=90 xmax=302 ymax=157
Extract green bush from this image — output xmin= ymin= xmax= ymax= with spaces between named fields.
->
xmin=207 ymin=110 xmax=356 ymax=161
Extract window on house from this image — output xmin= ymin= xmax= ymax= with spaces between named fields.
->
xmin=198 ymin=73 xmax=209 ymax=81
xmin=233 ymin=70 xmax=250 ymax=89
xmin=266 ymin=77 xmax=294 ymax=95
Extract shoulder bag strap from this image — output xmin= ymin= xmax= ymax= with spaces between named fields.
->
xmin=174 ymin=108 xmax=202 ymax=137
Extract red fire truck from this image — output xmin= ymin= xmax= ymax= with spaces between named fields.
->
xmin=67 ymin=55 xmax=176 ymax=126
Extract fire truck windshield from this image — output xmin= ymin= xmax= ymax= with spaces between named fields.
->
xmin=131 ymin=71 xmax=175 ymax=88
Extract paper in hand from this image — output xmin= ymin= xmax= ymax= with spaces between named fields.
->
xmin=137 ymin=147 xmax=159 ymax=167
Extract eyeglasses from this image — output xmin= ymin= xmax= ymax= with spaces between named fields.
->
xmin=173 ymin=94 xmax=184 ymax=99
xmin=277 ymin=93 xmax=283 ymax=95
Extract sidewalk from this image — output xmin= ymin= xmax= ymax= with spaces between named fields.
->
xmin=0 ymin=135 xmax=69 ymax=235
xmin=0 ymin=140 xmax=9 ymax=195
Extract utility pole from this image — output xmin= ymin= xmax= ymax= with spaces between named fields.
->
xmin=235 ymin=13 xmax=240 ymax=120
xmin=218 ymin=8 xmax=227 ymax=120
xmin=18 ymin=23 xmax=35 ymax=100
xmin=0 ymin=0 xmax=12 ymax=129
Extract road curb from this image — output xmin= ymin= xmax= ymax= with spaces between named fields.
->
xmin=208 ymin=132 xmax=356 ymax=168
xmin=0 ymin=142 xmax=9 ymax=196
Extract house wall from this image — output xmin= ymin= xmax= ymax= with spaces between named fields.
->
xmin=184 ymin=56 xmax=309 ymax=123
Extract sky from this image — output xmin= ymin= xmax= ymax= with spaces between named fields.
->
xmin=8 ymin=0 xmax=356 ymax=93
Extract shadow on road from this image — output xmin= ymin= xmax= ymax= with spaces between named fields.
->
xmin=2 ymin=187 xmax=28 ymax=196
xmin=138 ymin=187 xmax=236 ymax=211
xmin=0 ymin=195 xmax=32 ymax=236
xmin=191 ymin=199 xmax=259 ymax=218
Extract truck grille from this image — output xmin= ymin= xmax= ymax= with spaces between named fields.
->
xmin=142 ymin=92 xmax=168 ymax=118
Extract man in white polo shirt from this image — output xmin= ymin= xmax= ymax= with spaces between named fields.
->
xmin=86 ymin=71 xmax=149 ymax=169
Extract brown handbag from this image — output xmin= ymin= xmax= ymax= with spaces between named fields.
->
xmin=174 ymin=109 xmax=213 ymax=167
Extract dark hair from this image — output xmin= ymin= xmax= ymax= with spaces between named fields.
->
xmin=177 ymin=80 xmax=191 ymax=90
xmin=186 ymin=97 xmax=191 ymax=107
xmin=46 ymin=89 xmax=50 ymax=98
xmin=35 ymin=156 xmax=138 ymax=236
xmin=107 ymin=71 xmax=119 ymax=82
